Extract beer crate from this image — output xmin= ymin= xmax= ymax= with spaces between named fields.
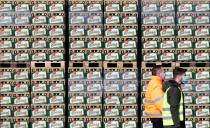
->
xmin=141 ymin=0 xmax=159 ymax=12
xmin=104 ymin=12 xmax=121 ymax=24
xmin=104 ymin=79 xmax=122 ymax=92
xmin=48 ymin=104 xmax=65 ymax=117
xmin=13 ymin=93 xmax=30 ymax=105
xmin=121 ymin=25 xmax=138 ymax=37
xmin=159 ymin=37 xmax=176 ymax=49
xmin=121 ymin=93 xmax=137 ymax=105
xmin=159 ymin=12 xmax=175 ymax=24
xmin=176 ymin=36 xmax=194 ymax=49
xmin=86 ymin=37 xmax=104 ymax=49
xmin=48 ymin=49 xmax=65 ymax=61
xmin=86 ymin=92 xmax=102 ymax=104
xmin=13 ymin=105 xmax=30 ymax=117
xmin=177 ymin=25 xmax=195 ymax=36
xmin=86 ymin=104 xmax=102 ymax=117
xmin=68 ymin=92 xmax=86 ymax=105
xmin=13 ymin=81 xmax=30 ymax=93
xmin=31 ymin=24 xmax=48 ymax=37
xmin=31 ymin=104 xmax=48 ymax=117
xmin=142 ymin=37 xmax=159 ymax=49
xmin=14 ymin=37 xmax=31 ymax=49
xmin=48 ymin=36 xmax=65 ymax=49
xmin=14 ymin=12 xmax=31 ymax=25
xmin=0 ymin=118 xmax=13 ymax=128
xmin=0 ymin=49 xmax=14 ymax=61
xmin=194 ymin=64 xmax=210 ymax=79
xmin=194 ymin=49 xmax=210 ymax=62
xmin=194 ymin=93 xmax=209 ymax=104
xmin=13 ymin=117 xmax=30 ymax=128
xmin=104 ymin=92 xmax=121 ymax=105
xmin=121 ymin=37 xmax=137 ymax=49
xmin=103 ymin=105 xmax=121 ymax=117
xmin=69 ymin=37 xmax=86 ymax=49
xmin=121 ymin=105 xmax=137 ymax=117
xmin=104 ymin=0 xmax=121 ymax=12
xmin=142 ymin=49 xmax=159 ymax=62
xmin=103 ymin=117 xmax=121 ymax=128
xmin=0 ymin=37 xmax=14 ymax=49
xmin=194 ymin=105 xmax=210 ymax=117
xmin=121 ymin=117 xmax=138 ymax=128
xmin=104 ymin=37 xmax=121 ymax=49
xmin=121 ymin=80 xmax=138 ymax=92
xmin=68 ymin=117 xmax=86 ymax=128
xmin=104 ymin=24 xmax=121 ymax=37
xmin=142 ymin=25 xmax=159 ymax=37
xmin=48 ymin=92 xmax=65 ymax=104
xmin=31 ymin=117 xmax=48 ymax=128
xmin=31 ymin=92 xmax=49 ymax=104
xmin=159 ymin=25 xmax=175 ymax=37
xmin=48 ymin=0 xmax=65 ymax=12
xmin=158 ymin=0 xmax=175 ymax=12
xmin=194 ymin=0 xmax=210 ymax=12
xmin=141 ymin=12 xmax=159 ymax=25
xmin=194 ymin=37 xmax=210 ymax=49
xmin=194 ymin=80 xmax=210 ymax=92
xmin=86 ymin=80 xmax=103 ymax=92
xmin=48 ymin=80 xmax=65 ymax=92
xmin=159 ymin=49 xmax=176 ymax=61
xmin=0 ymin=81 xmax=13 ymax=93
xmin=177 ymin=0 xmax=194 ymax=12
xmin=141 ymin=80 xmax=149 ymax=92
xmin=86 ymin=0 xmax=103 ymax=12
xmin=31 ymin=12 xmax=48 ymax=24
xmin=194 ymin=24 xmax=209 ymax=37
xmin=31 ymin=36 xmax=48 ymax=49
xmin=0 ymin=0 xmax=14 ymax=12
xmin=194 ymin=13 xmax=210 ymax=24
xmin=68 ymin=105 xmax=86 ymax=117
xmin=121 ymin=68 xmax=138 ymax=80
xmin=176 ymin=49 xmax=194 ymax=61
xmin=104 ymin=49 xmax=121 ymax=61
xmin=121 ymin=49 xmax=137 ymax=61
xmin=69 ymin=12 xmax=87 ymax=24
xmin=86 ymin=117 xmax=103 ymax=128
xmin=185 ymin=105 xmax=194 ymax=117
xmin=185 ymin=117 xmax=194 ymax=128
xmin=0 ymin=25 xmax=13 ymax=37
xmin=31 ymin=80 xmax=48 ymax=92
xmin=0 ymin=105 xmax=13 ymax=117
xmin=86 ymin=68 xmax=102 ymax=80
xmin=194 ymin=117 xmax=210 ymax=128
xmin=104 ymin=68 xmax=121 ymax=80
xmin=0 ymin=12 xmax=14 ymax=25
xmin=86 ymin=49 xmax=103 ymax=61
xmin=69 ymin=80 xmax=86 ymax=92
xmin=48 ymin=117 xmax=65 ymax=128
xmin=141 ymin=68 xmax=152 ymax=80
xmin=14 ymin=49 xmax=30 ymax=61
xmin=86 ymin=12 xmax=103 ymax=25
xmin=69 ymin=0 xmax=86 ymax=12
xmin=48 ymin=24 xmax=65 ymax=36
xmin=177 ymin=12 xmax=195 ymax=24
xmin=121 ymin=0 xmax=138 ymax=12
xmin=30 ymin=49 xmax=48 ymax=61
xmin=48 ymin=12 xmax=65 ymax=24
xmin=69 ymin=25 xmax=86 ymax=37
xmin=31 ymin=0 xmax=48 ymax=12
xmin=69 ymin=49 xmax=85 ymax=61
xmin=141 ymin=117 xmax=153 ymax=128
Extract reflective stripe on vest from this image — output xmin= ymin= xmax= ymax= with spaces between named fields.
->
xmin=163 ymin=87 xmax=184 ymax=126
xmin=145 ymin=96 xmax=163 ymax=104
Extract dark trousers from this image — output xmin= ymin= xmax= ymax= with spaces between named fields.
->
xmin=164 ymin=121 xmax=186 ymax=128
xmin=150 ymin=118 xmax=164 ymax=128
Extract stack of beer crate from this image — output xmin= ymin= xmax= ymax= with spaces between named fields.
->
xmin=103 ymin=0 xmax=138 ymax=127
xmin=68 ymin=0 xmax=103 ymax=127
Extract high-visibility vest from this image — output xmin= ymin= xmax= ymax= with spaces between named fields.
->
xmin=163 ymin=87 xmax=184 ymax=126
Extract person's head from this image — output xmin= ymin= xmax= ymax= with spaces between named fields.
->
xmin=173 ymin=67 xmax=187 ymax=84
xmin=152 ymin=65 xmax=165 ymax=80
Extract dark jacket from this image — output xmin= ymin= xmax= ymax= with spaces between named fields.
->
xmin=163 ymin=80 xmax=185 ymax=128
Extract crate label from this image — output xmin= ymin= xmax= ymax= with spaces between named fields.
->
xmin=50 ymin=83 xmax=64 ymax=92
xmin=14 ymin=108 xmax=28 ymax=117
xmin=184 ymin=96 xmax=193 ymax=103
xmin=104 ymin=84 xmax=120 ymax=92
xmin=122 ymin=71 xmax=136 ymax=79
xmin=14 ymin=84 xmax=28 ymax=92
xmin=87 ymin=84 xmax=101 ymax=92
xmin=88 ymin=40 xmax=102 ymax=48
xmin=195 ymin=53 xmax=209 ymax=61
xmin=32 ymin=83 xmax=47 ymax=92
xmin=14 ymin=71 xmax=28 ymax=80
xmin=15 ymin=4 xmax=30 ymax=12
xmin=178 ymin=4 xmax=193 ymax=12
xmin=196 ymin=121 xmax=210 ymax=128
xmin=32 ymin=4 xmax=47 ymax=11
xmin=70 ymin=96 xmax=84 ymax=104
xmin=105 ymin=28 xmax=120 ymax=36
xmin=0 ymin=4 xmax=12 ymax=12
xmin=0 ymin=40 xmax=12 ymax=48
xmin=50 ymin=108 xmax=63 ymax=116
xmin=122 ymin=40 xmax=136 ymax=48
xmin=32 ymin=40 xmax=46 ymax=48
xmin=143 ymin=29 xmax=157 ymax=36
xmin=70 ymin=40 xmax=85 ymax=48
xmin=195 ymin=16 xmax=209 ymax=24
xmin=122 ymin=96 xmax=136 ymax=104
xmin=0 ymin=96 xmax=11 ymax=104
xmin=49 ymin=16 xmax=63 ymax=24
xmin=87 ymin=28 xmax=101 ymax=36
xmin=87 ymin=121 xmax=101 ymax=128
xmin=71 ymin=16 xmax=85 ymax=24
xmin=0 ymin=16 xmax=12 ymax=24
xmin=143 ymin=16 xmax=157 ymax=24
xmin=87 ymin=16 xmax=101 ymax=24
xmin=122 ymin=121 xmax=136 ymax=128
xmin=181 ymin=84 xmax=193 ymax=92
xmin=196 ymin=71 xmax=210 ymax=79
xmin=196 ymin=4 xmax=209 ymax=12
xmin=178 ymin=16 xmax=193 ymax=24
xmin=70 ymin=84 xmax=84 ymax=92
xmin=49 ymin=96 xmax=63 ymax=104
xmin=185 ymin=121 xmax=193 ymax=128
xmin=71 ymin=28 xmax=85 ymax=36
xmin=122 ymin=53 xmax=136 ymax=61
xmin=32 ymin=108 xmax=46 ymax=116
xmin=196 ymin=109 xmax=209 ymax=116
xmin=88 ymin=53 xmax=102 ymax=60
xmin=178 ymin=41 xmax=192 ymax=48
xmin=160 ymin=16 xmax=174 ymax=24
xmin=142 ymin=121 xmax=153 ymax=128
xmin=160 ymin=28 xmax=174 ymax=36
xmin=0 ymin=121 xmax=11 ymax=128
xmin=49 ymin=52 xmax=63 ymax=60
xmin=143 ymin=4 xmax=157 ymax=12
xmin=14 ymin=96 xmax=28 ymax=104
xmin=15 ymin=53 xmax=29 ymax=61
xmin=70 ymin=108 xmax=84 ymax=116
xmin=0 ymin=108 xmax=11 ymax=116
xmin=105 ymin=108 xmax=119 ymax=116
xmin=87 ymin=96 xmax=101 ymax=104
xmin=87 ymin=72 xmax=101 ymax=79
xmin=32 ymin=121 xmax=46 ymax=128
xmin=49 ymin=28 xmax=63 ymax=36
xmin=70 ymin=4 xmax=85 ymax=11
xmin=123 ymin=4 xmax=137 ymax=11
xmin=32 ymin=28 xmax=47 ymax=36
xmin=0 ymin=71 xmax=12 ymax=79
xmin=195 ymin=28 xmax=209 ymax=36
xmin=49 ymin=4 xmax=63 ymax=11
xmin=15 ymin=16 xmax=29 ymax=24
xmin=105 ymin=71 xmax=120 ymax=79
xmin=70 ymin=121 xmax=84 ymax=128
xmin=50 ymin=40 xmax=63 ymax=48
xmin=178 ymin=28 xmax=192 ymax=36
xmin=144 ymin=53 xmax=158 ymax=61
xmin=123 ymin=16 xmax=137 ymax=24
xmin=15 ymin=40 xmax=29 ymax=48
xmin=0 ymin=83 xmax=11 ymax=92
xmin=105 ymin=53 xmax=119 ymax=60
xmin=195 ymin=40 xmax=209 ymax=48
xmin=0 ymin=28 xmax=12 ymax=36
xmin=195 ymin=84 xmax=210 ymax=92
xmin=122 ymin=108 xmax=136 ymax=116
xmin=32 ymin=16 xmax=47 ymax=24
xmin=106 ymin=16 xmax=120 ymax=24
xmin=160 ymin=4 xmax=174 ymax=11
xmin=106 ymin=4 xmax=120 ymax=11
xmin=178 ymin=53 xmax=192 ymax=61
xmin=144 ymin=41 xmax=158 ymax=49
xmin=123 ymin=29 xmax=136 ymax=36
xmin=105 ymin=96 xmax=120 ymax=104
xmin=14 ymin=122 xmax=28 ymax=128
xmin=87 ymin=4 xmax=101 ymax=11
xmin=32 ymin=53 xmax=46 ymax=60
xmin=87 ymin=108 xmax=101 ymax=116
xmin=105 ymin=40 xmax=119 ymax=48
xmin=160 ymin=53 xmax=175 ymax=61
xmin=142 ymin=71 xmax=152 ymax=80
xmin=160 ymin=41 xmax=174 ymax=48
xmin=69 ymin=71 xmax=84 ymax=79
xmin=185 ymin=108 xmax=193 ymax=116
xmin=49 ymin=121 xmax=63 ymax=128
xmin=32 ymin=96 xmax=47 ymax=104
xmin=105 ymin=121 xmax=119 ymax=128
xmin=122 ymin=84 xmax=137 ymax=92
xmin=165 ymin=71 xmax=173 ymax=79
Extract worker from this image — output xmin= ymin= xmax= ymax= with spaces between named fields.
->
xmin=145 ymin=65 xmax=165 ymax=128
xmin=162 ymin=68 xmax=187 ymax=128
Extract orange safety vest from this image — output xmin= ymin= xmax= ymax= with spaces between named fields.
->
xmin=144 ymin=76 xmax=164 ymax=118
